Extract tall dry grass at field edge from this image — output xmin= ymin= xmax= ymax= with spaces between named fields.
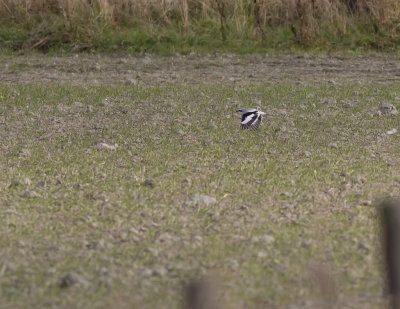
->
xmin=1 ymin=0 xmax=400 ymax=51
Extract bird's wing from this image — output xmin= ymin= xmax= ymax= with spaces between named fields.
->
xmin=249 ymin=114 xmax=262 ymax=130
xmin=240 ymin=108 xmax=258 ymax=114
xmin=241 ymin=111 xmax=258 ymax=129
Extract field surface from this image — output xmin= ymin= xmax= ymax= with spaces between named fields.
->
xmin=0 ymin=53 xmax=400 ymax=309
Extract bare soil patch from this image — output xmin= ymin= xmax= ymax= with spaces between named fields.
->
xmin=1 ymin=53 xmax=400 ymax=85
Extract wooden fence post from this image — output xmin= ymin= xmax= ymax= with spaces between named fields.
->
xmin=185 ymin=278 xmax=218 ymax=309
xmin=382 ymin=198 xmax=400 ymax=309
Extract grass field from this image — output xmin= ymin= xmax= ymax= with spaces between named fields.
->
xmin=0 ymin=54 xmax=399 ymax=308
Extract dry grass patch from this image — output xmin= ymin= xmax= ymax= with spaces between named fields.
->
xmin=1 ymin=0 xmax=400 ymax=52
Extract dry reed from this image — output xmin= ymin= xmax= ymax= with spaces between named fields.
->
xmin=1 ymin=0 xmax=400 ymax=50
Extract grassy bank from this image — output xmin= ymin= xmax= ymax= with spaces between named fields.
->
xmin=1 ymin=0 xmax=400 ymax=54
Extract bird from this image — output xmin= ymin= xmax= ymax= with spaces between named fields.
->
xmin=236 ymin=108 xmax=267 ymax=130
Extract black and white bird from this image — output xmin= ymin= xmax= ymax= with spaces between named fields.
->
xmin=236 ymin=108 xmax=267 ymax=130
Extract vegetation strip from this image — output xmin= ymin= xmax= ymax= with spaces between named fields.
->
xmin=1 ymin=0 xmax=400 ymax=53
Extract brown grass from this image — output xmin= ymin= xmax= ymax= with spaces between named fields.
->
xmin=2 ymin=0 xmax=398 ymax=25
xmin=1 ymin=0 xmax=400 ymax=50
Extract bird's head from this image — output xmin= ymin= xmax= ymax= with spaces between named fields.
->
xmin=236 ymin=109 xmax=244 ymax=113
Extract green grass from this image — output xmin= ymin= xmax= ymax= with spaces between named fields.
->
xmin=1 ymin=16 xmax=400 ymax=55
xmin=0 ymin=80 xmax=399 ymax=308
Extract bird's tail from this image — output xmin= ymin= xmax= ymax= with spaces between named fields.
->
xmin=263 ymin=113 xmax=274 ymax=117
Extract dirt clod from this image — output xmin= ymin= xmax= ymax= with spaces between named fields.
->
xmin=329 ymin=142 xmax=339 ymax=149
xmin=143 ymin=179 xmax=155 ymax=188
xmin=22 ymin=190 xmax=39 ymax=198
xmin=351 ymin=176 xmax=366 ymax=184
xmin=8 ymin=180 xmax=20 ymax=188
xmin=380 ymin=102 xmax=398 ymax=115
xmin=124 ymin=78 xmax=138 ymax=85
xmin=252 ymin=235 xmax=275 ymax=244
xmin=60 ymin=272 xmax=89 ymax=288
xmin=35 ymin=181 xmax=45 ymax=187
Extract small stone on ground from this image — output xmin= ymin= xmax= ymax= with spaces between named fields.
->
xmin=184 ymin=194 xmax=217 ymax=207
xmin=96 ymin=143 xmax=117 ymax=151
xmin=60 ymin=272 xmax=89 ymax=288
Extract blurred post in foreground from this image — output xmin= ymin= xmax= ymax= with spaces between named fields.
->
xmin=185 ymin=278 xmax=218 ymax=309
xmin=382 ymin=198 xmax=400 ymax=309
